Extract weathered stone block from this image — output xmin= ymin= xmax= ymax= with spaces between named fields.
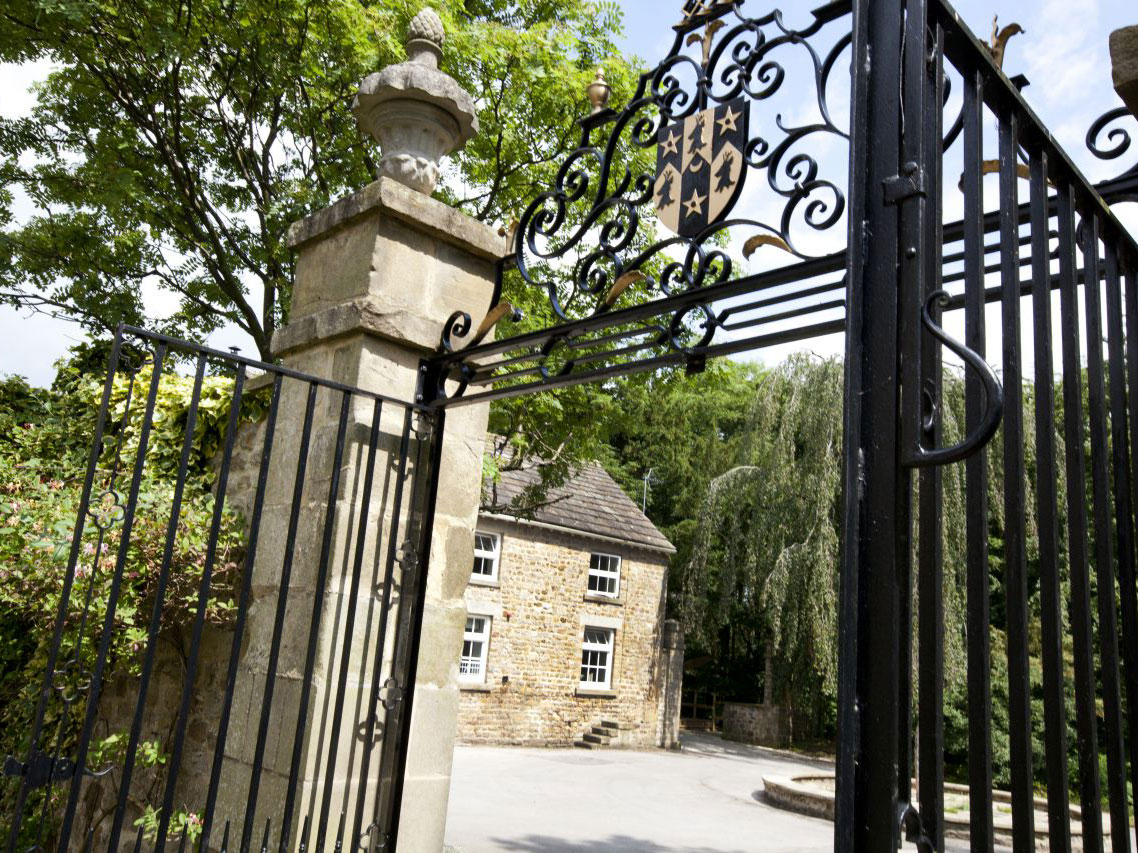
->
xmin=1111 ymin=26 xmax=1138 ymax=117
xmin=722 ymin=702 xmax=790 ymax=748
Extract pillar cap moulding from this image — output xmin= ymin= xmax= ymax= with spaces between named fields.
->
xmin=352 ymin=7 xmax=479 ymax=194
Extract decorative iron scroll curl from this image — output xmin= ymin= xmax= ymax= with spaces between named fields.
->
xmin=437 ymin=0 xmax=852 ymax=369
xmin=1087 ymin=106 xmax=1138 ymax=205
xmin=903 ymin=291 xmax=1004 ymax=469
xmin=899 ymin=803 xmax=938 ymax=853
xmin=441 ymin=302 xmax=525 ymax=353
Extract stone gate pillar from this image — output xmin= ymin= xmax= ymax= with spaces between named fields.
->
xmin=658 ymin=619 xmax=685 ymax=749
xmin=219 ymin=9 xmax=497 ymax=850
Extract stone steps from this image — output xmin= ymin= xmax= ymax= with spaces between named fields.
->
xmin=573 ymin=719 xmax=637 ymax=748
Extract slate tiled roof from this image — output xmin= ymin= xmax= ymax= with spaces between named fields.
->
xmin=481 ymin=459 xmax=676 ymax=555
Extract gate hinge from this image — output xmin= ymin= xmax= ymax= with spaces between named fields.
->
xmin=378 ymin=678 xmax=404 ymax=711
xmin=883 ymin=162 xmax=926 ymax=205
xmin=3 ymin=751 xmax=77 ymax=789
xmin=412 ymin=412 xmax=435 ymax=441
xmin=398 ymin=541 xmax=419 ymax=574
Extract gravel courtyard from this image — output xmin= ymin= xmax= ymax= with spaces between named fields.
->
xmin=444 ymin=732 xmax=835 ymax=852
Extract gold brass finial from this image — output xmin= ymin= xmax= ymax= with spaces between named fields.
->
xmin=686 ymin=19 xmax=726 ymax=67
xmin=986 ymin=15 xmax=1025 ymax=70
xmin=587 ymin=67 xmax=611 ymax=114
xmin=678 ymin=0 xmax=734 ymax=31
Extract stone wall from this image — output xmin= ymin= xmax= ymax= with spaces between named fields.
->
xmin=76 ymin=627 xmax=235 ymax=850
xmin=455 ymin=516 xmax=671 ymax=748
xmin=722 ymin=701 xmax=790 ymax=748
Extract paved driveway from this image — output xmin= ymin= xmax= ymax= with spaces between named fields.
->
xmin=444 ymin=732 xmax=835 ymax=852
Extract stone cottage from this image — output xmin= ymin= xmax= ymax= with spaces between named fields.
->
xmin=454 ymin=458 xmax=683 ymax=748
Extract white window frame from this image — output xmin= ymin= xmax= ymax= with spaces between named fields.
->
xmin=459 ymin=615 xmax=491 ymax=684
xmin=580 ymin=626 xmax=614 ymax=690
xmin=471 ymin=531 xmax=500 ymax=581
xmin=587 ymin=552 xmax=621 ymax=598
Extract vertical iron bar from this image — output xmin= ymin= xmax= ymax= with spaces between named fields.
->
xmin=279 ymin=392 xmax=353 ymax=852
xmin=1105 ymin=244 xmax=1138 ymax=848
xmin=961 ymin=67 xmax=994 ymax=853
xmin=1056 ymin=182 xmax=1105 ymax=852
xmin=240 ymin=382 xmax=320 ymax=853
xmin=896 ymin=0 xmax=929 ymax=813
xmin=368 ymin=421 xmax=432 ymax=841
xmin=57 ymin=343 xmax=169 ymax=849
xmin=5 ymin=332 xmax=122 ymax=849
xmin=1029 ymin=149 xmax=1073 ymax=852
xmin=1080 ymin=214 xmax=1131 ymax=852
xmin=836 ymin=0 xmax=906 ymax=847
xmin=384 ymin=411 xmax=445 ymax=852
xmin=153 ymin=364 xmax=248 ymax=851
xmin=997 ymin=110 xmax=1035 ymax=853
xmin=106 ymin=354 xmax=208 ymax=851
xmin=313 ymin=398 xmax=384 ymax=851
xmin=350 ymin=409 xmax=414 ymax=847
xmin=199 ymin=375 xmax=283 ymax=852
xmin=917 ymin=22 xmax=946 ymax=853
xmin=1125 ymin=265 xmax=1138 ymax=818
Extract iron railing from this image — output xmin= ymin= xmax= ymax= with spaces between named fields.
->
xmin=2 ymin=327 xmax=441 ymax=853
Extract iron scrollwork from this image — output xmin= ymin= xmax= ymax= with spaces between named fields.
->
xmin=512 ymin=2 xmax=851 ymax=320
xmin=1087 ymin=106 xmax=1138 ymax=206
xmin=903 ymin=291 xmax=1004 ymax=469
xmin=428 ymin=0 xmax=853 ymax=405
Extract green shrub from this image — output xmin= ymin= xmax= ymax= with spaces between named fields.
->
xmin=0 ymin=352 xmax=256 ymax=847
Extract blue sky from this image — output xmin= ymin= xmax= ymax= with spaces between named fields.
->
xmin=0 ymin=0 xmax=1134 ymax=384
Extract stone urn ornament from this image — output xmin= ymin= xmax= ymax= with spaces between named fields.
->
xmin=352 ymin=8 xmax=479 ymax=194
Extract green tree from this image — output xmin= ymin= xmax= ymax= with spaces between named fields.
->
xmin=601 ymin=361 xmax=762 ymax=573
xmin=0 ymin=0 xmax=638 ymax=359
xmin=0 ymin=353 xmax=254 ymax=847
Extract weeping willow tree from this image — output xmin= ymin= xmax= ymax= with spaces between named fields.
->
xmin=682 ymin=355 xmax=845 ymax=739
xmin=681 ymin=353 xmax=1065 ymax=760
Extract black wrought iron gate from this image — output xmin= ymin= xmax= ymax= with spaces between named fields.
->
xmin=2 ymin=328 xmax=442 ymax=852
xmin=7 ymin=0 xmax=1138 ymax=850
xmin=841 ymin=0 xmax=1138 ymax=849
xmin=423 ymin=0 xmax=1138 ymax=849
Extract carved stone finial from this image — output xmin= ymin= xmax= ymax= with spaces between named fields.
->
xmin=587 ymin=67 xmax=611 ymax=114
xmin=352 ymin=6 xmax=478 ymax=194
xmin=406 ymin=8 xmax=445 ymax=69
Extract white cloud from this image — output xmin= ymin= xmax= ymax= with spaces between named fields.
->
xmin=0 ymin=58 xmax=55 ymax=119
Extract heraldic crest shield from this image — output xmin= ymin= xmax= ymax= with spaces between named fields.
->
xmin=654 ymin=96 xmax=749 ymax=238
